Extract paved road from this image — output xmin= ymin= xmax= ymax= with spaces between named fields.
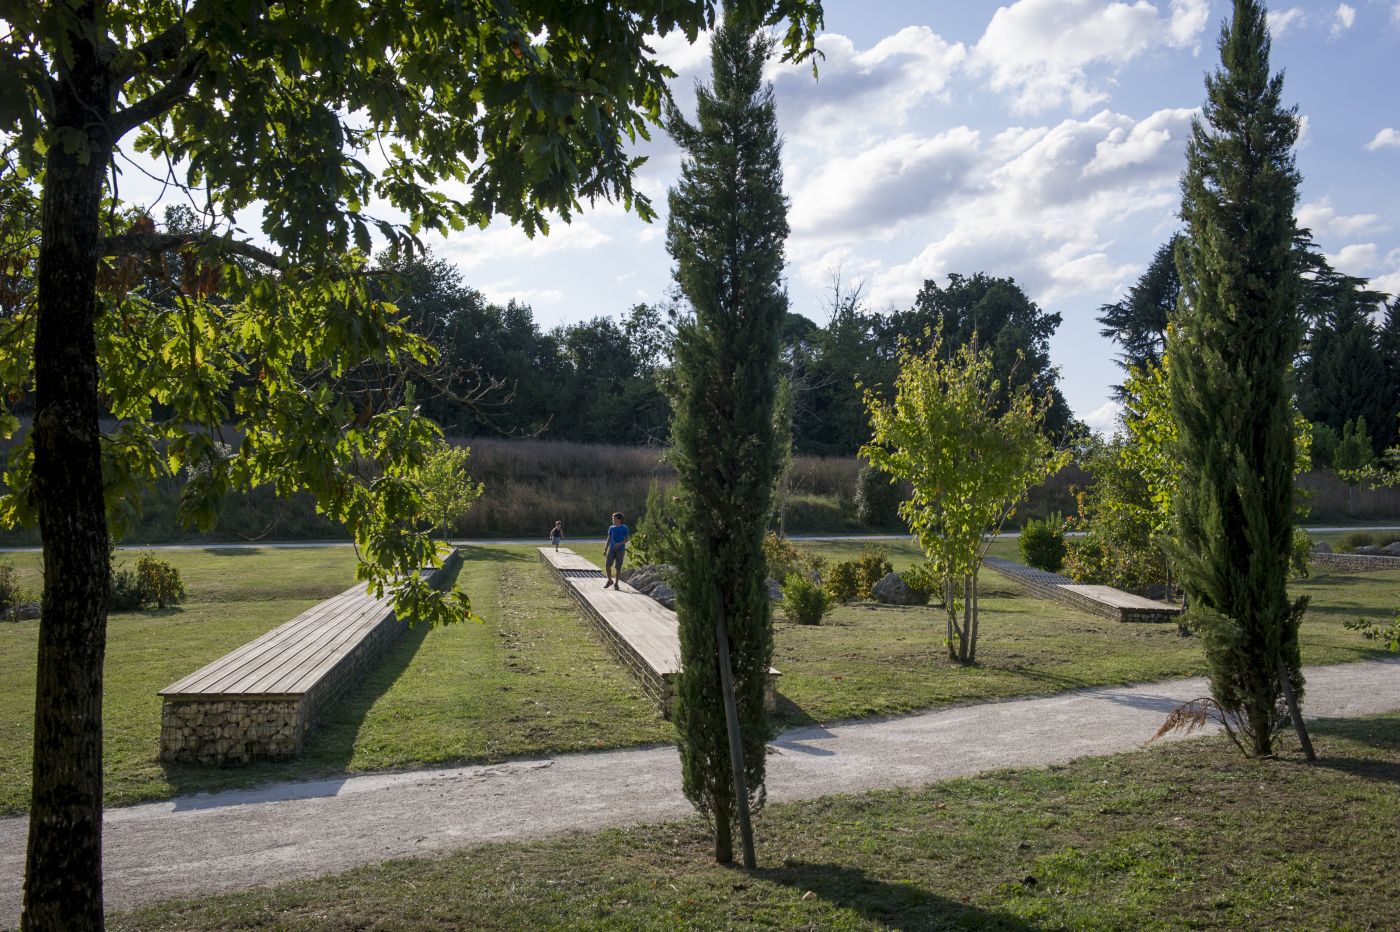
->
xmin=2 ymin=657 xmax=1396 ymax=924
xmin=6 ymin=526 xmax=1394 ymax=554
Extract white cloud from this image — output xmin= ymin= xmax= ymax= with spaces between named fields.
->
xmin=844 ymin=108 xmax=1191 ymax=310
xmin=1296 ymin=199 xmax=1381 ymax=238
xmin=479 ymin=282 xmax=565 ymax=307
xmin=768 ymin=27 xmax=966 ymax=143
xmin=1168 ymin=0 xmax=1210 ymax=48
xmin=1329 ymin=242 xmax=1379 ymax=274
xmin=1083 ymin=400 xmax=1123 ymax=435
xmin=441 ymin=220 xmax=611 ymax=271
xmin=1393 ymin=2 xmax=1400 ymax=29
xmin=969 ymin=0 xmax=1208 ymax=114
xmin=1267 ymin=7 xmax=1307 ymax=37
xmin=1331 ymin=3 xmax=1356 ymax=37
xmin=788 ymin=128 xmax=982 ymax=236
xmin=1365 ymin=127 xmax=1400 ymax=151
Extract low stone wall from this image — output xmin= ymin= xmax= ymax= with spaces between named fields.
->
xmin=160 ymin=698 xmax=305 ymax=765
xmin=1311 ymin=551 xmax=1400 ymax=574
xmin=159 ymin=549 xmax=464 ymax=765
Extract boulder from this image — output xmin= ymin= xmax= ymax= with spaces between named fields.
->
xmin=766 ymin=578 xmax=783 ymax=601
xmin=1382 ymin=541 xmax=1400 ymax=556
xmin=651 ymin=584 xmax=677 ymax=610
xmin=871 ymin=572 xmax=927 ymax=606
xmin=1309 ymin=542 xmax=1332 ymax=554
xmin=16 ymin=601 xmax=39 ymax=619
xmin=1355 ymin=545 xmax=1384 ymax=556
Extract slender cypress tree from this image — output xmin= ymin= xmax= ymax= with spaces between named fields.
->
xmin=1169 ymin=0 xmax=1312 ymax=757
xmin=666 ymin=12 xmax=789 ymax=863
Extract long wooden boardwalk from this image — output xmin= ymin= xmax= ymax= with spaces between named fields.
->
xmin=538 ymin=547 xmax=777 ymax=716
xmin=984 ymin=556 xmax=1182 ymax=623
xmin=159 ymin=551 xmax=463 ymax=764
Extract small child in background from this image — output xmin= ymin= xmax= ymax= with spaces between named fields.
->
xmin=550 ymin=520 xmax=563 ymax=551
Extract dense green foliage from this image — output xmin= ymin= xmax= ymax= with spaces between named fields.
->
xmin=822 ymin=546 xmax=893 ymax=603
xmin=780 ymin=572 xmax=832 ymax=625
xmin=1169 ymin=0 xmax=1307 ymax=756
xmin=1096 ymin=236 xmax=1180 ymax=397
xmin=666 ymin=15 xmax=791 ymax=864
xmin=1019 ymin=515 xmax=1067 ymax=573
xmin=418 ymin=445 xmax=484 ymax=542
xmin=134 ymin=555 xmax=185 ymax=610
xmin=853 ymin=463 xmax=903 ymax=527
xmin=863 ymin=333 xmax=1069 ymax=662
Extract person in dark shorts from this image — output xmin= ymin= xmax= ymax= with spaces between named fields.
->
xmin=550 ymin=520 xmax=563 ymax=551
xmin=603 ymin=512 xmax=630 ymax=588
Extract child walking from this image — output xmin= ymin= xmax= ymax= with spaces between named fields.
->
xmin=603 ymin=512 xmax=630 ymax=588
xmin=550 ymin=520 xmax=563 ymax=551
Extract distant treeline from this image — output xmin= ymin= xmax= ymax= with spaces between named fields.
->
xmin=382 ymin=254 xmax=1082 ymax=456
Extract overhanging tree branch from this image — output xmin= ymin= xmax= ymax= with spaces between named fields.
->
xmin=109 ymin=51 xmax=206 ymax=136
xmin=100 ymin=230 xmax=287 ymax=271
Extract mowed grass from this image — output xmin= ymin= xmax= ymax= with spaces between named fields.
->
xmin=776 ymin=539 xmax=1397 ymax=725
xmin=112 ymin=714 xmax=1400 ymax=931
xmin=0 ymin=544 xmax=670 ymax=813
xmin=1 ymin=542 xmax=1395 ymax=812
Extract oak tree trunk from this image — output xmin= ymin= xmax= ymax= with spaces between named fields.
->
xmin=22 ymin=14 xmax=116 ymax=929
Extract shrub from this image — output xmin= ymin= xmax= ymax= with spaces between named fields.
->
xmin=1290 ymin=527 xmax=1311 ymax=580
xmin=825 ymin=560 xmax=861 ymax=603
xmin=110 ymin=568 xmax=144 ymax=612
xmin=0 ymin=562 xmax=20 ymax=613
xmin=631 ymin=480 xmax=681 ymax=567
xmin=900 ymin=563 xmax=941 ymax=605
xmin=781 ymin=572 xmax=831 ymax=625
xmin=136 ymin=555 xmax=186 ymax=609
xmin=763 ymin=531 xmax=824 ymax=583
xmin=1337 ymin=530 xmax=1400 ymax=552
xmin=1019 ymin=514 xmax=1067 ymax=572
xmin=826 ymin=545 xmax=893 ymax=603
xmin=853 ymin=464 xmax=902 ymax=528
xmin=854 ymin=544 xmax=893 ymax=596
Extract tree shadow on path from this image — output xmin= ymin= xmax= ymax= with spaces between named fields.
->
xmin=759 ymin=861 xmax=1037 ymax=931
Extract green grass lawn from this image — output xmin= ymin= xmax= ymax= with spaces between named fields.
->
xmin=1 ymin=543 xmax=1395 ymax=814
xmin=110 ymin=713 xmax=1400 ymax=930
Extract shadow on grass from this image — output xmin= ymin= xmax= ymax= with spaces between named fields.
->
xmin=1307 ymin=715 xmax=1400 ymax=785
xmin=760 ymin=861 xmax=1035 ymax=931
xmin=457 ymin=543 xmax=532 ymax=565
xmin=158 ymin=562 xmax=463 ymax=801
xmin=203 ymin=547 xmax=264 ymax=557
xmin=769 ymin=693 xmax=821 ymax=734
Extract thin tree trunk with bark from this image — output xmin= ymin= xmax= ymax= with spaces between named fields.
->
xmin=22 ymin=11 xmax=116 ymax=929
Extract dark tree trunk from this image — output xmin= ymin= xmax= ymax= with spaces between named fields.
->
xmin=22 ymin=12 xmax=116 ymax=929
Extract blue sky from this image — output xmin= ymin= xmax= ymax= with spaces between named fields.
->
xmin=426 ymin=0 xmax=1400 ymax=434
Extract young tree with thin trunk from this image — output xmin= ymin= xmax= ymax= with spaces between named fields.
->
xmin=666 ymin=11 xmax=790 ymax=865
xmin=0 ymin=3 xmax=820 ymax=927
xmin=862 ymin=333 xmax=1068 ymax=663
xmin=419 ymin=445 xmax=484 ymax=544
xmin=1168 ymin=0 xmax=1314 ymax=759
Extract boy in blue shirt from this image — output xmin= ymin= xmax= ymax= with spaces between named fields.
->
xmin=603 ymin=512 xmax=630 ymax=589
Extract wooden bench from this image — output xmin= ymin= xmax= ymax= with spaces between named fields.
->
xmin=984 ymin=556 xmax=1182 ymax=623
xmin=538 ymin=547 xmax=779 ymax=717
xmin=159 ymin=549 xmax=463 ymax=765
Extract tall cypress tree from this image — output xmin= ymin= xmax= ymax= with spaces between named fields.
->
xmin=665 ymin=13 xmax=789 ymax=862
xmin=1169 ymin=0 xmax=1311 ymax=757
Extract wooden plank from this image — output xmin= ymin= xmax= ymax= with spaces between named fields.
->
xmin=160 ymin=589 xmax=364 ymax=695
xmin=1057 ymin=584 xmax=1179 ymax=611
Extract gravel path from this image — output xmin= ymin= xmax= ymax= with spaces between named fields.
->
xmin=2 ymin=657 xmax=1397 ymax=924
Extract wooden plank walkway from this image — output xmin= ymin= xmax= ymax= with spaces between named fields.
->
xmin=159 ymin=550 xmax=463 ymax=765
xmin=984 ymin=556 xmax=1182 ymax=623
xmin=538 ymin=547 xmax=777 ymax=716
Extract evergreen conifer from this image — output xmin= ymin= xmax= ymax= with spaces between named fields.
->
xmin=665 ymin=12 xmax=789 ymax=863
xmin=1169 ymin=0 xmax=1312 ymax=757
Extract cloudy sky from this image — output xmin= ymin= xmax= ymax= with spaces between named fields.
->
xmin=427 ymin=0 xmax=1399 ymax=434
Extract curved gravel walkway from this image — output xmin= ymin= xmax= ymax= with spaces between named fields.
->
xmin=2 ymin=657 xmax=1397 ymax=924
